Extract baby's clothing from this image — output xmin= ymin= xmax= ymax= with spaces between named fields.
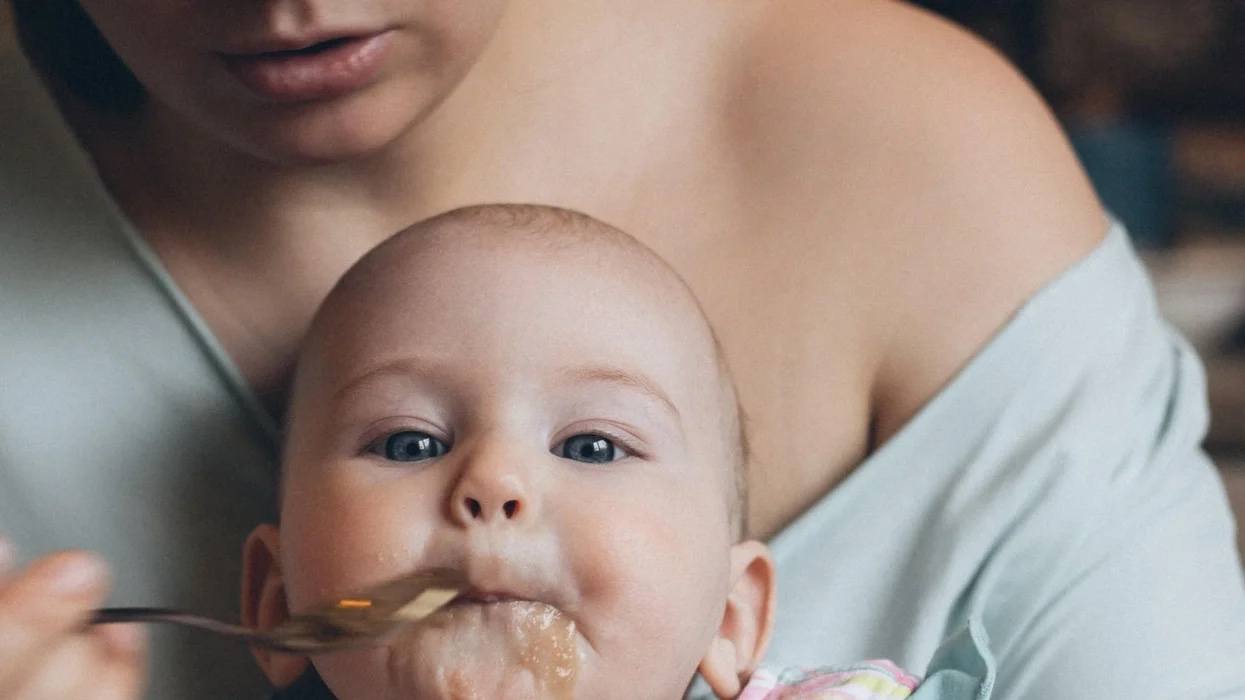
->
xmin=736 ymin=618 xmax=993 ymax=700
xmin=739 ymin=660 xmax=920 ymax=699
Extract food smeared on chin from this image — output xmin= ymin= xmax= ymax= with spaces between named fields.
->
xmin=510 ymin=602 xmax=579 ymax=694
xmin=390 ymin=599 xmax=582 ymax=699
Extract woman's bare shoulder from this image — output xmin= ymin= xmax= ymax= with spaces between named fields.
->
xmin=726 ymin=0 xmax=1106 ymax=440
xmin=728 ymin=0 xmax=1104 ymax=254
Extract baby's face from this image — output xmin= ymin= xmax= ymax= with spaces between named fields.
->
xmin=273 ymin=235 xmax=744 ymax=698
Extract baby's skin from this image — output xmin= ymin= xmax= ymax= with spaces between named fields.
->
xmin=242 ymin=205 xmax=776 ymax=699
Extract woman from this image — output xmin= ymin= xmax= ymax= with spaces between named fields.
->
xmin=1 ymin=1 xmax=1242 ymax=698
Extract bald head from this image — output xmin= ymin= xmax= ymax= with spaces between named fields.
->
xmin=294 ymin=204 xmax=748 ymax=536
xmin=333 ymin=205 xmax=686 ymax=307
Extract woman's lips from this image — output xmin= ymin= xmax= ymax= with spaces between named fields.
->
xmin=219 ymin=30 xmax=394 ymax=103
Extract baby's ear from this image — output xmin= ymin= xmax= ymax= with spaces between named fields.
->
xmin=241 ymin=524 xmax=310 ymax=688
xmin=697 ymin=540 xmax=776 ymax=699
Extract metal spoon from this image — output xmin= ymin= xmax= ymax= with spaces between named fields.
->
xmin=91 ymin=568 xmax=464 ymax=653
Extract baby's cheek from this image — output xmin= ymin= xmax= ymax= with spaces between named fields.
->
xmin=563 ymin=491 xmax=730 ymax=691
xmin=280 ymin=474 xmax=435 ymax=609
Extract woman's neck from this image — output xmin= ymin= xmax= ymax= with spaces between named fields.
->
xmin=69 ymin=96 xmax=423 ymax=411
xmin=60 ymin=0 xmax=733 ymax=408
xmin=83 ymin=101 xmax=424 ymax=255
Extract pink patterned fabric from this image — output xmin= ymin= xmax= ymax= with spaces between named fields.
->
xmin=737 ymin=660 xmax=921 ymax=699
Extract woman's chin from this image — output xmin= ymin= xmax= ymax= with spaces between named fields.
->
xmin=168 ymin=78 xmax=431 ymax=169
xmin=324 ymin=600 xmax=584 ymax=700
xmin=222 ymin=103 xmax=421 ymax=168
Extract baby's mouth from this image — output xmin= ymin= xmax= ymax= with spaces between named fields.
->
xmin=387 ymin=597 xmax=583 ymax=699
xmin=448 ymin=589 xmax=533 ymax=607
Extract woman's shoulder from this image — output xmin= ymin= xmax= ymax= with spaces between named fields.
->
xmin=727 ymin=0 xmax=1103 ymax=257
xmin=724 ymin=0 xmax=1106 ymax=440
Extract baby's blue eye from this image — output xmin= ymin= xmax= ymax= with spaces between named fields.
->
xmin=558 ymin=434 xmax=624 ymax=464
xmin=375 ymin=431 xmax=448 ymax=462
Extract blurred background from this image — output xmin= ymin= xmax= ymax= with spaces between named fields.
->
xmin=0 ymin=3 xmax=1242 ymax=558
xmin=913 ymin=0 xmax=1245 ymax=560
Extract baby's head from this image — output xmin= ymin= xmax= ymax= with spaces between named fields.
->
xmin=243 ymin=205 xmax=775 ymax=699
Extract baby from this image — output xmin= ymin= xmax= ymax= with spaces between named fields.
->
xmin=240 ymin=204 xmax=923 ymax=699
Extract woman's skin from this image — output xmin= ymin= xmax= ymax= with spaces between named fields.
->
xmin=1 ymin=0 xmax=1104 ymax=697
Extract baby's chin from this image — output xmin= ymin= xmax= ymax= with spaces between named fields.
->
xmin=327 ymin=600 xmax=584 ymax=700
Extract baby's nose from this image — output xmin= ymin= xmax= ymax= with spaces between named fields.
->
xmin=459 ymin=494 xmax=522 ymax=521
xmin=449 ymin=458 xmax=532 ymax=526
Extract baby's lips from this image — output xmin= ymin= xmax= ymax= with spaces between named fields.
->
xmin=453 ymin=552 xmax=571 ymax=610
xmin=449 ymin=581 xmax=561 ymax=607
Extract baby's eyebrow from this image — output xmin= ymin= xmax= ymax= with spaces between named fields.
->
xmin=328 ymin=356 xmax=441 ymax=404
xmin=557 ymin=364 xmax=681 ymax=421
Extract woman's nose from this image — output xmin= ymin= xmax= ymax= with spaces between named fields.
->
xmin=448 ymin=451 xmax=534 ymax=527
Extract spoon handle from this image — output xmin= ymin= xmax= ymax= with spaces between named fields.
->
xmin=91 ymin=607 xmax=261 ymax=642
xmin=91 ymin=606 xmax=404 ymax=653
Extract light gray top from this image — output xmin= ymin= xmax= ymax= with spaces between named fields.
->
xmin=4 ymin=45 xmax=1244 ymax=700
xmin=0 ymin=48 xmax=275 ymax=698
xmin=759 ymin=220 xmax=1245 ymax=697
